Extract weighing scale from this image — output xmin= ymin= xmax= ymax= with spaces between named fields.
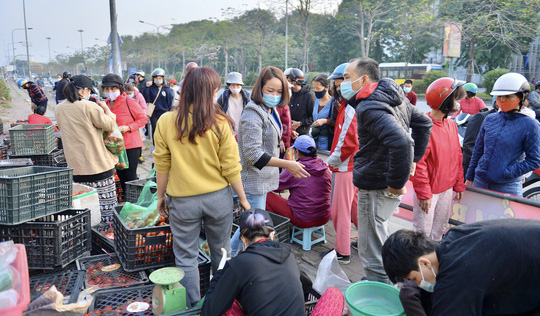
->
xmin=150 ymin=267 xmax=187 ymax=315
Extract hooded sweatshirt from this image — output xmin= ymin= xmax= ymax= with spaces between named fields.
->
xmin=274 ymin=156 xmax=332 ymax=222
xmin=289 ymin=84 xmax=315 ymax=135
xmin=202 ymin=240 xmax=305 ymax=316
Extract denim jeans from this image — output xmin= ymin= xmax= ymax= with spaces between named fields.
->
xmin=357 ymin=188 xmax=402 ymax=284
xmin=230 ymin=194 xmax=268 ymax=257
xmin=474 ymin=176 xmax=523 ymax=197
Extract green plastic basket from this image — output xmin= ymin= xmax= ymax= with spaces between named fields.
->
xmin=124 ymin=177 xmax=156 ymax=204
xmin=9 ymin=124 xmax=57 ymax=156
xmin=0 ymin=166 xmax=73 ymax=225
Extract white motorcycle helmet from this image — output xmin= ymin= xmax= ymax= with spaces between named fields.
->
xmin=490 ymin=72 xmax=530 ymax=96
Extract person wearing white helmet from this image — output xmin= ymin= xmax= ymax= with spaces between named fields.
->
xmin=465 ymin=72 xmax=540 ymax=196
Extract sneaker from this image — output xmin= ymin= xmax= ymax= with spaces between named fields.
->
xmin=319 ymin=249 xmax=350 ymax=264
xmin=351 ymin=240 xmax=358 ymax=251
xmin=337 ymin=253 xmax=350 ymax=264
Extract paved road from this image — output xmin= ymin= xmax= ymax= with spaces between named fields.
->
xmin=3 ymin=81 xmax=412 ymax=284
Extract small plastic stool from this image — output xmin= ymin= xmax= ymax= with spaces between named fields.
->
xmin=290 ymin=225 xmax=327 ymax=251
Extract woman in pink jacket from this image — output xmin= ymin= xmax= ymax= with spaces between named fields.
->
xmin=411 ymin=78 xmax=466 ymax=241
xmin=102 ymin=74 xmax=149 ymax=193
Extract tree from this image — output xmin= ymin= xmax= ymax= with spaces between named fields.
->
xmin=439 ymin=0 xmax=540 ymax=82
xmin=240 ymin=8 xmax=277 ymax=72
xmin=338 ymin=0 xmax=399 ymax=58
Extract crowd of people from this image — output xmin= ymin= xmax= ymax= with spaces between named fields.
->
xmin=18 ymin=57 xmax=540 ymax=315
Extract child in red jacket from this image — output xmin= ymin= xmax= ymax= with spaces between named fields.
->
xmin=411 ymin=78 xmax=467 ymax=240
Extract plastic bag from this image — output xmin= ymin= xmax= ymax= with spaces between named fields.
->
xmin=116 ymin=147 xmax=129 ymax=170
xmin=103 ymin=124 xmax=125 ymax=155
xmin=24 ymin=285 xmax=98 ymax=315
xmin=136 ymin=180 xmax=157 ymax=207
xmin=312 ymin=250 xmax=352 ymax=295
xmin=119 ymin=201 xmax=162 ymax=229
xmin=103 ymin=124 xmax=129 ymax=170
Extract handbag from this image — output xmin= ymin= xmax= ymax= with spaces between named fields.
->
xmin=146 ymin=86 xmax=162 ymax=117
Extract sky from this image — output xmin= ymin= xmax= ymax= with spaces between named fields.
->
xmin=0 ymin=0 xmax=274 ymax=65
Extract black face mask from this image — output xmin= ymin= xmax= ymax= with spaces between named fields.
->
xmin=466 ymin=91 xmax=475 ymax=99
xmin=315 ymin=89 xmax=327 ymax=99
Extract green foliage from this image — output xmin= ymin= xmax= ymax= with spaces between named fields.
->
xmin=482 ymin=68 xmax=509 ymax=94
xmin=0 ymin=79 xmax=11 ymax=103
xmin=423 ymin=70 xmax=447 ymax=87
xmin=412 ymin=80 xmax=428 ymax=94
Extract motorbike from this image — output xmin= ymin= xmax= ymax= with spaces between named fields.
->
xmin=523 ymin=168 xmax=540 ymax=200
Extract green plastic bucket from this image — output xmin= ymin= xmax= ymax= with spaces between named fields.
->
xmin=345 ymin=281 xmax=405 ymax=316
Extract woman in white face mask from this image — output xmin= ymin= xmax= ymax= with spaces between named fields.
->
xmin=217 ymin=72 xmax=251 ymax=135
xmin=102 ymin=73 xmax=149 ymax=195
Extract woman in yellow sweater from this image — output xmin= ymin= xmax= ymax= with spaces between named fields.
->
xmin=153 ymin=67 xmax=250 ymax=307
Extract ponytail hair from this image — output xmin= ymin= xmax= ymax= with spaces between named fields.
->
xmin=64 ymin=81 xmax=83 ymax=103
xmin=297 ymin=146 xmax=317 ymax=158
xmin=240 ymin=213 xmax=275 ymax=240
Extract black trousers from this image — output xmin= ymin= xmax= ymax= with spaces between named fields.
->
xmin=150 ymin=112 xmax=165 ymax=144
xmin=116 ymin=147 xmax=142 ymax=194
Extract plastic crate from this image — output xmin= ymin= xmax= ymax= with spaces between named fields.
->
xmin=233 ymin=212 xmax=291 ymax=243
xmin=87 ymin=284 xmax=202 ymax=316
xmin=113 ymin=208 xmax=175 ymax=272
xmin=0 ymin=158 xmax=33 ymax=169
xmin=115 ymin=180 xmax=124 ymax=202
xmin=9 ymin=124 xmax=57 ymax=156
xmin=76 ymin=253 xmax=148 ymax=289
xmin=29 ymin=270 xmax=85 ymax=304
xmin=0 ymin=144 xmax=7 ymax=159
xmin=197 ymin=249 xmax=211 ymax=297
xmin=0 ymin=244 xmax=30 ymax=316
xmin=12 ymin=148 xmax=67 ymax=167
xmin=125 ymin=177 xmax=156 ymax=204
xmin=0 ymin=209 xmax=91 ymax=269
xmin=91 ymin=222 xmax=115 ymax=254
xmin=0 ymin=166 xmax=73 ymax=225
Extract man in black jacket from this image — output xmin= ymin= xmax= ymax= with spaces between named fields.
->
xmin=55 ymin=71 xmax=70 ymax=104
xmin=382 ymin=219 xmax=540 ymax=316
xmin=287 ymin=68 xmax=315 ymax=137
xmin=343 ymin=57 xmax=432 ymax=284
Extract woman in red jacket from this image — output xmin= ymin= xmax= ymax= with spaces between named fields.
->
xmin=102 ymin=74 xmax=148 ymax=192
xmin=411 ymin=78 xmax=466 ymax=241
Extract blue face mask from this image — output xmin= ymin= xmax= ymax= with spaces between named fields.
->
xmin=418 ymin=263 xmax=436 ymax=293
xmin=263 ymin=93 xmax=281 ymax=108
xmin=127 ymin=93 xmax=135 ymax=98
xmin=340 ymin=77 xmax=363 ymax=100
xmin=403 ymin=86 xmax=412 ymax=93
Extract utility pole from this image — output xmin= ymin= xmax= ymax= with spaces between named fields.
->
xmin=23 ymin=0 xmax=31 ymax=77
xmin=109 ymin=0 xmax=121 ymax=76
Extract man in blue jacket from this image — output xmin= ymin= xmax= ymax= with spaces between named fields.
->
xmin=342 ymin=57 xmax=432 ymax=284
xmin=143 ymin=68 xmax=174 ymax=142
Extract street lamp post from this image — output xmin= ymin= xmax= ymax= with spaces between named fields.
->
xmin=46 ymin=37 xmax=51 ymax=62
xmin=11 ymin=28 xmax=32 ymax=74
xmin=22 ymin=0 xmax=31 ymax=77
xmin=139 ymin=21 xmax=170 ymax=68
xmin=78 ymin=30 xmax=87 ymax=72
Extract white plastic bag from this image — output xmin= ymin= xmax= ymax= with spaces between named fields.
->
xmin=313 ymin=250 xmax=352 ymax=295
